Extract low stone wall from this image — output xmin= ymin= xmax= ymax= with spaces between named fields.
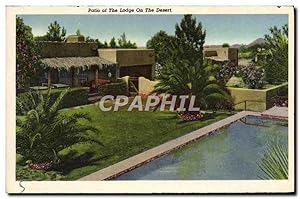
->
xmin=138 ymin=77 xmax=159 ymax=95
xmin=227 ymin=82 xmax=288 ymax=112
xmin=137 ymin=76 xmax=287 ymax=112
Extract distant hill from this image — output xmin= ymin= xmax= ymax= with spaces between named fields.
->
xmin=204 ymin=45 xmax=222 ymax=48
xmin=246 ymin=38 xmax=266 ymax=48
xmin=231 ymin=44 xmax=242 ymax=49
xmin=204 ymin=38 xmax=266 ymax=49
xmin=204 ymin=44 xmax=242 ymax=49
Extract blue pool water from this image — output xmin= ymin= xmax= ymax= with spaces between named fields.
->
xmin=115 ymin=116 xmax=288 ymax=180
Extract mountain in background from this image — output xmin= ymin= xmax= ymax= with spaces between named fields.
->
xmin=204 ymin=38 xmax=266 ymax=49
xmin=231 ymin=44 xmax=242 ymax=49
xmin=203 ymin=44 xmax=222 ymax=48
xmin=246 ymin=38 xmax=266 ymax=48
xmin=204 ymin=44 xmax=242 ymax=49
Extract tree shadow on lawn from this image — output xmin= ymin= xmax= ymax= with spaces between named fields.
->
xmin=55 ymin=150 xmax=109 ymax=175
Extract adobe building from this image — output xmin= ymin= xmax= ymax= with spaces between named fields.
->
xmin=38 ymin=35 xmax=155 ymax=87
xmin=98 ymin=49 xmax=155 ymax=80
xmin=203 ymin=47 xmax=238 ymax=66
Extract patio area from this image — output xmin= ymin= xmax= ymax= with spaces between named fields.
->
xmin=262 ymin=106 xmax=288 ymax=119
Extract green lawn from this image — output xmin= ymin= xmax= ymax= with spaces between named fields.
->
xmin=17 ymin=102 xmax=233 ymax=180
xmin=55 ymin=104 xmax=233 ymax=180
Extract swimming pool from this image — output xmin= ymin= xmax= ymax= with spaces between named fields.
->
xmin=114 ymin=116 xmax=288 ymax=180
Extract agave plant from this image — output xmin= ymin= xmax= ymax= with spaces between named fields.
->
xmin=16 ymin=88 xmax=100 ymax=164
xmin=153 ymin=59 xmax=232 ymax=110
xmin=258 ymin=143 xmax=288 ymax=180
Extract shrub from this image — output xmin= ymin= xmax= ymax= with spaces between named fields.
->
xmin=268 ymin=84 xmax=288 ymax=107
xmin=238 ymin=64 xmax=266 ymax=89
xmin=177 ymin=111 xmax=204 ymax=121
xmin=270 ymin=96 xmax=288 ymax=107
xmin=16 ymin=165 xmax=64 ymax=181
xmin=276 ymin=84 xmax=288 ymax=97
xmin=215 ymin=64 xmax=266 ymax=89
xmin=16 ymin=88 xmax=100 ymax=163
xmin=262 ymin=25 xmax=288 ymax=84
xmin=214 ymin=63 xmax=237 ymax=85
xmin=45 ymin=87 xmax=89 ymax=108
xmin=222 ymin=43 xmax=230 ymax=47
xmin=17 ymin=87 xmax=89 ymax=115
xmin=97 ymin=80 xmax=128 ymax=96
xmin=154 ymin=63 xmax=163 ymax=79
xmin=153 ymin=58 xmax=233 ymax=111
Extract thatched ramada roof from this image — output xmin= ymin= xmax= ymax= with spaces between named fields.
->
xmin=40 ymin=56 xmax=116 ymax=70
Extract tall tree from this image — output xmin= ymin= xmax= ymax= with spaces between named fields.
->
xmin=34 ymin=35 xmax=48 ymax=42
xmin=16 ymin=17 xmax=41 ymax=88
xmin=173 ymin=14 xmax=206 ymax=65
xmin=86 ymin=34 xmax=137 ymax=49
xmin=76 ymin=29 xmax=82 ymax=36
xmin=109 ymin=37 xmax=117 ymax=48
xmin=103 ymin=41 xmax=109 ymax=48
xmin=263 ymin=24 xmax=288 ymax=83
xmin=154 ymin=15 xmax=231 ymax=110
xmin=85 ymin=36 xmax=108 ymax=48
xmin=146 ymin=31 xmax=175 ymax=78
xmin=118 ymin=33 xmax=137 ymax=48
xmin=45 ymin=21 xmax=67 ymax=41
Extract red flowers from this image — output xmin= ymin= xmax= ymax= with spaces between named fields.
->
xmin=177 ymin=111 xmax=204 ymax=121
xmin=28 ymin=161 xmax=53 ymax=171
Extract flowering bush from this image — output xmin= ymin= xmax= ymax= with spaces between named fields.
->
xmin=238 ymin=64 xmax=266 ymax=89
xmin=16 ymin=17 xmax=42 ymax=88
xmin=215 ymin=63 xmax=266 ymax=89
xmin=154 ymin=63 xmax=163 ymax=79
xmin=16 ymin=165 xmax=64 ymax=181
xmin=177 ymin=111 xmax=204 ymax=121
xmin=214 ymin=63 xmax=237 ymax=85
xmin=270 ymin=96 xmax=288 ymax=107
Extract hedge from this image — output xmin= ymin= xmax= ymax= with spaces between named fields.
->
xmin=17 ymin=87 xmax=89 ymax=115
xmin=45 ymin=87 xmax=89 ymax=108
xmin=97 ymin=80 xmax=128 ymax=97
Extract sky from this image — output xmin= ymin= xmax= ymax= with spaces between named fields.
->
xmin=19 ymin=14 xmax=288 ymax=47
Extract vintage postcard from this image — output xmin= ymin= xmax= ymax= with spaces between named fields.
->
xmin=6 ymin=6 xmax=295 ymax=194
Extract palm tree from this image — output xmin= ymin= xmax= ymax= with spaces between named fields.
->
xmin=152 ymin=59 xmax=232 ymax=110
xmin=152 ymin=15 xmax=231 ymax=111
xmin=258 ymin=143 xmax=288 ymax=180
xmin=16 ymin=88 xmax=100 ymax=164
